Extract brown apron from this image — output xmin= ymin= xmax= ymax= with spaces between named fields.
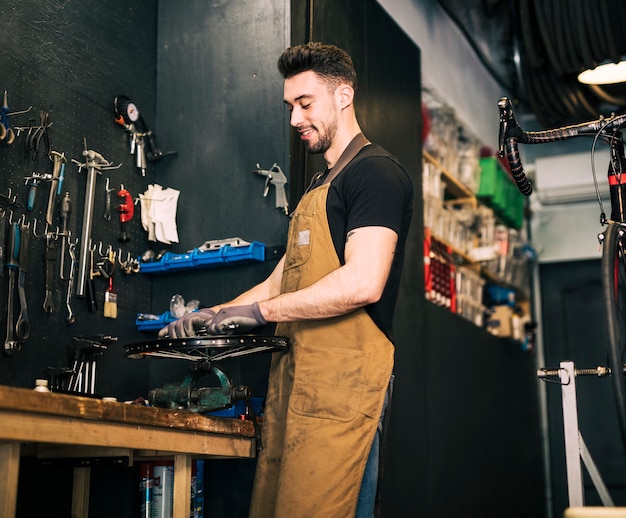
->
xmin=249 ymin=178 xmax=395 ymax=517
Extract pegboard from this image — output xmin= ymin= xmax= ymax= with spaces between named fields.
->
xmin=0 ymin=5 xmax=159 ymax=398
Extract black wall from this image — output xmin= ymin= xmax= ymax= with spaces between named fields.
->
xmin=1 ymin=2 xmax=160 ymax=516
xmin=0 ymin=0 xmax=157 ymax=401
xmin=150 ymin=0 xmax=290 ymax=396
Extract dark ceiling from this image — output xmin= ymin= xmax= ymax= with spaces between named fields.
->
xmin=438 ymin=0 xmax=626 ymax=128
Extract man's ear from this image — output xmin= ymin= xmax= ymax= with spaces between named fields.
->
xmin=336 ymin=84 xmax=354 ymax=109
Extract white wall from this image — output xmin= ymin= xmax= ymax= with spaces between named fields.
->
xmin=377 ymin=0 xmax=603 ymax=264
xmin=376 ymin=0 xmax=504 ymax=149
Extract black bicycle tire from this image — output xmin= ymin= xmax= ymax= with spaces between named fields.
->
xmin=124 ymin=334 xmax=289 ymax=360
xmin=601 ymin=222 xmax=626 ymax=454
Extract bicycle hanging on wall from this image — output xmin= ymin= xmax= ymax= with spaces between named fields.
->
xmin=498 ymin=97 xmax=626 ymax=508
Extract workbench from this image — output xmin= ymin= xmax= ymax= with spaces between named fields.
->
xmin=0 ymin=385 xmax=256 ymax=517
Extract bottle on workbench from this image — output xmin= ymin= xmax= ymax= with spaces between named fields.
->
xmin=33 ymin=379 xmax=50 ymax=392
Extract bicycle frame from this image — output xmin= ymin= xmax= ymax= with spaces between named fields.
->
xmin=498 ymin=97 xmax=626 ymax=504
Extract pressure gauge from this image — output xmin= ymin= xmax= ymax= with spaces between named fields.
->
xmin=125 ymin=101 xmax=139 ymax=122
xmin=114 ymin=95 xmax=141 ymax=125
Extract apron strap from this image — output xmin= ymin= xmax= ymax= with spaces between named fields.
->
xmin=323 ymin=132 xmax=370 ymax=185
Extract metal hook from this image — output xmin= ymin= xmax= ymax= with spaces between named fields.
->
xmin=31 ymin=219 xmax=48 ymax=239
xmin=66 ymin=230 xmax=78 ymax=246
xmin=31 ymin=218 xmax=40 ymax=237
xmin=8 ymin=105 xmax=33 ymax=117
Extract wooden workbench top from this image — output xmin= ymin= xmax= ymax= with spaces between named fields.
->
xmin=0 ymin=384 xmax=255 ymax=437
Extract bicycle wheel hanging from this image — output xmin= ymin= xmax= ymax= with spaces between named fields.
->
xmin=601 ymin=221 xmax=626 ymax=452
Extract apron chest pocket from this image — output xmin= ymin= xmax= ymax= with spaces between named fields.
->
xmin=283 ymin=212 xmax=315 ymax=271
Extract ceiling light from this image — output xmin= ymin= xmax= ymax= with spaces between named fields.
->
xmin=578 ymin=60 xmax=626 ymax=85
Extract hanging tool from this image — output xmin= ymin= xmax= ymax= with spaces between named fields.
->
xmin=71 ymin=140 xmax=121 ymax=298
xmin=24 ymin=172 xmax=52 ymax=211
xmin=42 ymin=232 xmax=56 ymax=314
xmin=26 ymin=111 xmax=51 ymax=161
xmin=103 ymin=249 xmax=117 ymax=319
xmin=86 ymin=247 xmax=98 ymax=313
xmin=1 ymin=91 xmax=16 ymax=145
xmin=15 ymin=222 xmax=30 ymax=342
xmin=56 ymin=158 xmax=66 ymax=196
xmin=47 ymin=151 xmax=66 ymax=225
xmin=117 ymin=185 xmax=134 ymax=242
xmin=114 ymin=95 xmax=176 ymax=175
xmin=59 ymin=191 xmax=71 ymax=278
xmin=62 ymin=235 xmax=77 ymax=324
xmin=104 ymin=178 xmax=114 ymax=221
xmin=252 ymin=163 xmax=289 ymax=215
xmin=4 ymin=223 xmax=20 ymax=355
xmin=0 ymin=216 xmax=6 ymax=278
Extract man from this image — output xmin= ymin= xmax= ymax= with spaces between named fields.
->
xmin=160 ymin=42 xmax=413 ymax=518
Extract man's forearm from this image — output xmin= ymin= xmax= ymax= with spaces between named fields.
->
xmin=258 ymin=263 xmax=380 ymax=322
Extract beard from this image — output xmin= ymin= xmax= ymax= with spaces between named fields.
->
xmin=304 ymin=116 xmax=337 ymax=154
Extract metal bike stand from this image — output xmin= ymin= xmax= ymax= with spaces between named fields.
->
xmin=550 ymin=361 xmax=614 ymax=507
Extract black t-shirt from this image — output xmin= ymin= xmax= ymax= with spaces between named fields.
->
xmin=309 ymin=144 xmax=414 ymax=337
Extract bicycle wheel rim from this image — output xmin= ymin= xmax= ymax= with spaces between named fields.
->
xmin=601 ymin=222 xmax=626 ymax=453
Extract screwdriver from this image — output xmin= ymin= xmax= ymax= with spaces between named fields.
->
xmin=4 ymin=223 xmax=20 ymax=354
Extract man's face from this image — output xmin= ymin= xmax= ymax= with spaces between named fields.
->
xmin=283 ymin=70 xmax=338 ymax=154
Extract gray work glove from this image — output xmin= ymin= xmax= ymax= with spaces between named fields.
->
xmin=207 ymin=302 xmax=267 ymax=335
xmin=158 ymin=308 xmax=216 ymax=339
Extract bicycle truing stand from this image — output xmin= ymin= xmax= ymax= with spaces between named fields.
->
xmin=538 ymin=361 xmax=615 ymax=507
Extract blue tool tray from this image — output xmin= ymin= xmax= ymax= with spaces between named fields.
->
xmin=206 ymin=396 xmax=264 ymax=418
xmin=135 ymin=311 xmax=178 ymax=332
xmin=139 ymin=241 xmax=265 ymax=274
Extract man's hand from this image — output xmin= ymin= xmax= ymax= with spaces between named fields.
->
xmin=207 ymin=302 xmax=267 ymax=335
xmin=158 ymin=308 xmax=216 ymax=339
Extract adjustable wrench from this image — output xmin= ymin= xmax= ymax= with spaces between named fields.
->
xmin=4 ymin=223 xmax=20 ymax=354
xmin=15 ymin=223 xmax=30 ymax=342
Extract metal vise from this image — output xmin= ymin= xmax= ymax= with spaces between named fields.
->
xmin=148 ymin=362 xmax=251 ymax=414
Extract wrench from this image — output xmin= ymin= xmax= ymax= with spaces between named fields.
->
xmin=4 ymin=223 xmax=20 ymax=354
xmin=15 ymin=223 xmax=30 ymax=342
xmin=104 ymin=178 xmax=114 ymax=221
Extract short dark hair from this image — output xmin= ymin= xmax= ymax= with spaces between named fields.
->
xmin=277 ymin=42 xmax=357 ymax=93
